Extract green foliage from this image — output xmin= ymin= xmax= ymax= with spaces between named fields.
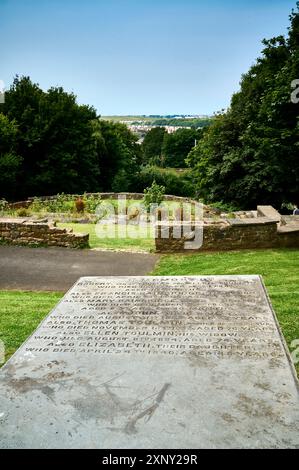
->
xmin=106 ymin=115 xmax=212 ymax=128
xmin=16 ymin=208 xmax=31 ymax=217
xmin=141 ymin=127 xmax=166 ymax=165
xmin=97 ymin=120 xmax=141 ymax=192
xmin=1 ymin=77 xmax=141 ymax=200
xmin=0 ymin=114 xmax=22 ymax=199
xmin=30 ymin=194 xmax=75 ymax=213
xmin=0 ymin=199 xmax=8 ymax=213
xmin=153 ymin=118 xmax=212 ymax=128
xmin=2 ymin=77 xmax=101 ymax=198
xmin=135 ymin=165 xmax=195 ymax=198
xmin=143 ymin=181 xmax=165 ymax=210
xmin=83 ymin=193 xmax=101 ymax=213
xmin=31 ymin=193 xmax=101 ymax=214
xmin=162 ymin=128 xmax=202 ymax=168
xmin=187 ymin=4 xmax=299 ymax=209
xmin=111 ymin=169 xmax=131 ymax=192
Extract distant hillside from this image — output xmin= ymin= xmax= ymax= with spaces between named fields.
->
xmin=101 ymin=115 xmax=212 ymax=129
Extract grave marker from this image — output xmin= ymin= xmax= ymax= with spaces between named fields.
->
xmin=0 ymin=276 xmax=298 ymax=448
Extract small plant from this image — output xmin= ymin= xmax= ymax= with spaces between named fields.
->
xmin=143 ymin=181 xmax=165 ymax=211
xmin=75 ymin=197 xmax=85 ymax=213
xmin=16 ymin=208 xmax=31 ymax=217
xmin=0 ymin=199 xmax=8 ymax=213
xmin=83 ymin=193 xmax=101 ymax=213
xmin=31 ymin=194 xmax=76 ymax=214
xmin=30 ymin=197 xmax=44 ymax=213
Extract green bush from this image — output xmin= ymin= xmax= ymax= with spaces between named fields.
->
xmin=16 ymin=208 xmax=31 ymax=217
xmin=31 ymin=194 xmax=75 ymax=213
xmin=134 ymin=165 xmax=195 ymax=198
xmin=83 ymin=194 xmax=101 ymax=213
xmin=0 ymin=199 xmax=8 ymax=212
xmin=143 ymin=181 xmax=165 ymax=211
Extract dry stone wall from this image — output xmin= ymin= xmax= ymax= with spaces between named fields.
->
xmin=155 ymin=207 xmax=299 ymax=253
xmin=0 ymin=218 xmax=89 ymax=248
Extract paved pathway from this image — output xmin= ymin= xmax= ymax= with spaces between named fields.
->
xmin=0 ymin=246 xmax=159 ymax=291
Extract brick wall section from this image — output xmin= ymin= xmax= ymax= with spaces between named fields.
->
xmin=0 ymin=218 xmax=89 ymax=248
xmin=155 ymin=217 xmax=299 ymax=253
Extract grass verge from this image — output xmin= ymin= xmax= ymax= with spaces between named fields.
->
xmin=152 ymin=249 xmax=299 ymax=376
xmin=0 ymin=291 xmax=63 ymax=363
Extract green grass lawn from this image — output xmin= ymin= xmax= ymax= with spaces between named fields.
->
xmin=59 ymin=222 xmax=155 ymax=252
xmin=152 ymin=248 xmax=299 ymax=375
xmin=0 ymin=291 xmax=63 ymax=363
xmin=0 ymin=248 xmax=298 ymax=376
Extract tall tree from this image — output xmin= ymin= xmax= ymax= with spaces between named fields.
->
xmin=0 ymin=114 xmax=22 ymax=199
xmin=187 ymin=3 xmax=299 ymax=209
xmin=2 ymin=77 xmax=101 ymax=197
xmin=141 ymin=127 xmax=166 ymax=165
xmin=162 ymin=128 xmax=202 ymax=168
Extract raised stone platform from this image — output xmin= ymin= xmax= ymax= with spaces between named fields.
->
xmin=0 ymin=276 xmax=298 ymax=449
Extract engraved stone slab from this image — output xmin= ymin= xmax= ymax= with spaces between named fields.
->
xmin=0 ymin=276 xmax=298 ymax=449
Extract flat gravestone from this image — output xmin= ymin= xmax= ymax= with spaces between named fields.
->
xmin=0 ymin=276 xmax=298 ymax=449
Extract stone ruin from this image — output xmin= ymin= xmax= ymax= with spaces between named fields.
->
xmin=155 ymin=205 xmax=299 ymax=252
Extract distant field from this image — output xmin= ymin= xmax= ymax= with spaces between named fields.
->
xmin=102 ymin=115 xmax=155 ymax=123
xmin=101 ymin=115 xmax=212 ymax=128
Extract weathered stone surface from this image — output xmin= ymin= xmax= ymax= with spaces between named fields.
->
xmin=0 ymin=275 xmax=298 ymax=449
xmin=156 ymin=215 xmax=299 ymax=252
xmin=0 ymin=218 xmax=89 ymax=248
xmin=227 ymin=217 xmax=276 ymax=226
xmin=257 ymin=205 xmax=281 ymax=223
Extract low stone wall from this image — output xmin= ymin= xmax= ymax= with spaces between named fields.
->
xmin=25 ymin=192 xmax=194 ymax=203
xmin=0 ymin=218 xmax=89 ymax=248
xmin=155 ymin=216 xmax=299 ymax=253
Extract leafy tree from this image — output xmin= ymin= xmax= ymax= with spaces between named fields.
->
xmin=0 ymin=114 xmax=22 ymax=199
xmin=2 ymin=76 xmax=101 ymax=197
xmin=98 ymin=120 xmax=141 ymax=191
xmin=1 ymin=77 xmax=141 ymax=198
xmin=143 ymin=180 xmax=165 ymax=210
xmin=141 ymin=127 xmax=166 ymax=165
xmin=134 ymin=165 xmax=195 ymax=197
xmin=187 ymin=3 xmax=299 ymax=209
xmin=162 ymin=128 xmax=202 ymax=168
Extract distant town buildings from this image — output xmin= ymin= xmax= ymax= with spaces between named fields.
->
xmin=126 ymin=124 xmax=192 ymax=135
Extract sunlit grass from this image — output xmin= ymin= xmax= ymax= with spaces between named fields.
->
xmin=152 ymin=249 xmax=299 ymax=376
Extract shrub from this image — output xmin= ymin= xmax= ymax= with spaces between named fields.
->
xmin=134 ymin=165 xmax=195 ymax=198
xmin=83 ymin=193 xmax=102 ymax=213
xmin=143 ymin=181 xmax=165 ymax=211
xmin=0 ymin=199 xmax=8 ymax=213
xmin=16 ymin=208 xmax=31 ymax=217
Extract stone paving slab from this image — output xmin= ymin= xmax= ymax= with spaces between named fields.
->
xmin=0 ymin=275 xmax=298 ymax=449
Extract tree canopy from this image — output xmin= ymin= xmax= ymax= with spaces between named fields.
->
xmin=0 ymin=76 xmax=140 ymax=199
xmin=187 ymin=3 xmax=299 ymax=209
xmin=162 ymin=128 xmax=202 ymax=168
